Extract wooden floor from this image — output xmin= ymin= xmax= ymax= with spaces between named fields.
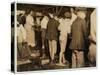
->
xmin=17 ymin=59 xmax=70 ymax=72
xmin=17 ymin=51 xmax=70 ymax=72
xmin=17 ymin=44 xmax=94 ymax=72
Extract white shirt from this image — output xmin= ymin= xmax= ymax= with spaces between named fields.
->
xmin=26 ymin=15 xmax=34 ymax=26
xmin=17 ymin=24 xmax=26 ymax=43
xmin=90 ymin=9 xmax=96 ymax=42
xmin=70 ymin=13 xmax=77 ymax=24
xmin=41 ymin=16 xmax=49 ymax=29
xmin=36 ymin=17 xmax=41 ymax=26
xmin=58 ymin=13 xmax=77 ymax=36
xmin=58 ymin=19 xmax=71 ymax=36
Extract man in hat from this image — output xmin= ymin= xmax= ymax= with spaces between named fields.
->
xmin=69 ymin=7 xmax=87 ymax=68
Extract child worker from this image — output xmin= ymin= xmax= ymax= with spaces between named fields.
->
xmin=58 ymin=8 xmax=77 ymax=66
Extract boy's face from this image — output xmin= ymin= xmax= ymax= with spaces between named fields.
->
xmin=64 ymin=12 xmax=71 ymax=19
xmin=54 ymin=16 xmax=58 ymax=20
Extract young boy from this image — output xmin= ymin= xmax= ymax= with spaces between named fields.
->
xmin=58 ymin=10 xmax=77 ymax=66
xmin=46 ymin=13 xmax=59 ymax=64
xmin=17 ymin=20 xmax=31 ymax=61
xmin=41 ymin=15 xmax=49 ymax=58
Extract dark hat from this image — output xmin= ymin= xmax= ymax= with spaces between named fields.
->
xmin=53 ymin=13 xmax=58 ymax=17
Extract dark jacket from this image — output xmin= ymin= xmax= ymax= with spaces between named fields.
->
xmin=46 ymin=18 xmax=59 ymax=41
xmin=69 ymin=17 xmax=87 ymax=50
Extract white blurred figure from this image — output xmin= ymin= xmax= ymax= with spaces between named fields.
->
xmin=88 ymin=9 xmax=96 ymax=66
xmin=17 ymin=22 xmax=26 ymax=43
xmin=58 ymin=10 xmax=77 ymax=66
xmin=24 ymin=10 xmax=35 ymax=47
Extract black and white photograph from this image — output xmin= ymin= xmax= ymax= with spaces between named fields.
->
xmin=11 ymin=2 xmax=96 ymax=72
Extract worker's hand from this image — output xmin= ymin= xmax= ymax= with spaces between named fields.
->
xmin=49 ymin=13 xmax=53 ymax=18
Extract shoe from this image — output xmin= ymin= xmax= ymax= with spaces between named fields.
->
xmin=49 ymin=60 xmax=55 ymax=65
xmin=41 ymin=54 xmax=46 ymax=59
xmin=56 ymin=62 xmax=66 ymax=66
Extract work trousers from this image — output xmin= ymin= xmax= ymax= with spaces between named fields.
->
xmin=49 ymin=40 xmax=57 ymax=60
xmin=72 ymin=50 xmax=84 ymax=68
